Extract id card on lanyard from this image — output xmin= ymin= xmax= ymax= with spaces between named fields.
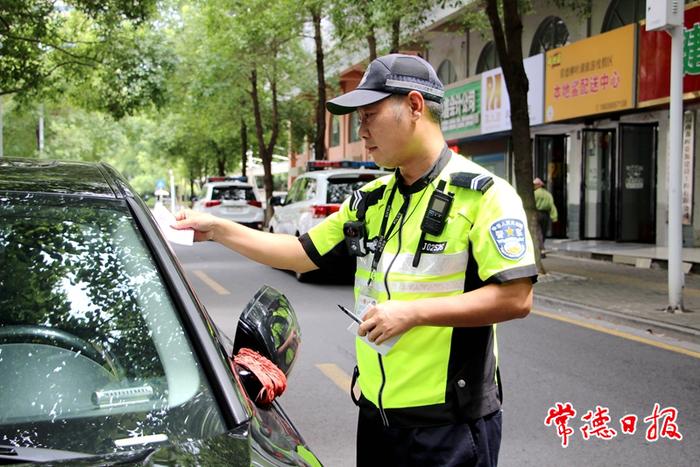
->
xmin=350 ymin=180 xmax=405 ymax=355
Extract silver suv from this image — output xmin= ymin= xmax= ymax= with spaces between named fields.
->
xmin=269 ymin=162 xmax=385 ymax=279
xmin=193 ymin=178 xmax=264 ymax=230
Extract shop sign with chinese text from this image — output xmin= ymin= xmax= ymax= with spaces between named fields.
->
xmin=441 ymin=76 xmax=481 ymax=141
xmin=638 ymin=3 xmax=700 ymax=107
xmin=683 ymin=111 xmax=695 ymax=225
xmin=544 ymin=24 xmax=636 ymax=123
xmin=480 ymin=54 xmax=544 ymax=134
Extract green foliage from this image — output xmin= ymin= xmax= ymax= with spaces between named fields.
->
xmin=0 ymin=0 xmax=159 ymax=102
xmin=42 ymin=106 xmax=175 ymax=197
xmin=329 ymin=0 xmax=437 ymax=57
xmin=1 ymin=97 xmax=39 ymax=158
xmin=68 ymin=25 xmax=177 ymax=119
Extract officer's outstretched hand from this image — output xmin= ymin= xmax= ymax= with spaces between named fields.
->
xmin=358 ymin=300 xmax=415 ymax=345
xmin=172 ymin=209 xmax=218 ymax=242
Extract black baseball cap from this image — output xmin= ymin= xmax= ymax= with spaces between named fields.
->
xmin=326 ymin=54 xmax=444 ymax=115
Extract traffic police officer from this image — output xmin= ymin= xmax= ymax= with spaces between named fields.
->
xmin=174 ymin=54 xmax=537 ymax=466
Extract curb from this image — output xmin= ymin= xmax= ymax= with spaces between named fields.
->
xmin=534 ymin=294 xmax=700 ymax=340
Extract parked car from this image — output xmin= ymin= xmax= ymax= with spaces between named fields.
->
xmin=193 ymin=177 xmax=264 ymax=230
xmin=0 ymin=158 xmax=320 ymax=466
xmin=268 ymin=161 xmax=385 ymax=281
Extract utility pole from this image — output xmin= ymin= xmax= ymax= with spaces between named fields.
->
xmin=646 ymin=1 xmax=685 ymax=312
xmin=169 ymin=169 xmax=176 ymax=213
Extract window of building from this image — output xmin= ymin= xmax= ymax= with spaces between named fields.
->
xmin=601 ymin=0 xmax=645 ymax=32
xmin=475 ymin=42 xmax=500 ymax=74
xmin=529 ymin=16 xmax=569 ymax=56
xmin=349 ymin=112 xmax=361 ymax=143
xmin=437 ymin=59 xmax=458 ymax=85
xmin=330 ymin=115 xmax=340 ymax=147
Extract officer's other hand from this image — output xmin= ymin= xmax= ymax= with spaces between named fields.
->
xmin=358 ymin=300 xmax=414 ymax=345
xmin=172 ymin=209 xmax=217 ymax=242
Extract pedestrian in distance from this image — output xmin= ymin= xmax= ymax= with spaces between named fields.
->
xmin=533 ymin=177 xmax=558 ymax=258
xmin=173 ymin=53 xmax=537 ymax=466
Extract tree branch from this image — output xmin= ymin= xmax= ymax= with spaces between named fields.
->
xmin=0 ymin=32 xmax=103 ymax=64
xmin=0 ymin=59 xmax=87 ymax=96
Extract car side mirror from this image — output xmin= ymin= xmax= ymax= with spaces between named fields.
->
xmin=269 ymin=195 xmax=285 ymax=207
xmin=233 ymin=285 xmax=300 ymax=376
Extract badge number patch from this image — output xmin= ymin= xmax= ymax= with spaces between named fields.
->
xmin=490 ymin=218 xmax=527 ymax=260
xmin=420 ymin=240 xmax=447 ymax=254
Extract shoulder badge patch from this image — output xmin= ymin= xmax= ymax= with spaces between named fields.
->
xmin=450 ymin=172 xmax=494 ymax=193
xmin=489 ymin=218 xmax=527 ymax=260
xmin=350 ymin=186 xmax=385 ymax=220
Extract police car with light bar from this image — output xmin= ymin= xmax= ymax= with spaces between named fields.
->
xmin=268 ymin=161 xmax=385 ymax=280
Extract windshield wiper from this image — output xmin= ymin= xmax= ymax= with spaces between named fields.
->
xmin=0 ymin=444 xmax=92 ymax=464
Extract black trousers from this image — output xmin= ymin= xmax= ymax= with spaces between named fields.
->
xmin=536 ymin=210 xmax=550 ymax=253
xmin=356 ymin=409 xmax=502 ymax=467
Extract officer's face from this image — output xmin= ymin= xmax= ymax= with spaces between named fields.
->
xmin=357 ymin=96 xmax=414 ymax=168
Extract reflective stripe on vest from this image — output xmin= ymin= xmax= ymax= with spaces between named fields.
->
xmin=354 ymin=275 xmax=465 ymax=294
xmin=357 ymin=250 xmax=468 ymax=278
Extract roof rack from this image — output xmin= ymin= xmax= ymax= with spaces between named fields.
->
xmin=306 ymin=160 xmax=379 ymax=171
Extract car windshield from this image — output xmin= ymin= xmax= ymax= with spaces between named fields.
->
xmin=326 ymin=174 xmax=380 ymax=204
xmin=0 ymin=193 xmax=225 ymax=456
xmin=211 ymin=186 xmax=255 ymax=201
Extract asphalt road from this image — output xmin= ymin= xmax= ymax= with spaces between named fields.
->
xmin=173 ymin=241 xmax=700 ymax=467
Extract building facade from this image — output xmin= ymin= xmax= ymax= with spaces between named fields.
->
xmin=324 ymin=0 xmax=700 ymax=248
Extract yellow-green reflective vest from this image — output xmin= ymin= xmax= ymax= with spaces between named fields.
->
xmin=300 ymin=151 xmax=536 ymax=426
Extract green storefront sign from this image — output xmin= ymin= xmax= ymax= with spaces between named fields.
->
xmin=441 ymin=77 xmax=481 ymax=141
xmin=685 ymin=23 xmax=700 ymax=75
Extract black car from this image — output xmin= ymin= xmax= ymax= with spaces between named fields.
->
xmin=0 ymin=158 xmax=320 ymax=466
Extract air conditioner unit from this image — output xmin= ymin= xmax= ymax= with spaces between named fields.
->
xmin=646 ymin=0 xmax=683 ymax=31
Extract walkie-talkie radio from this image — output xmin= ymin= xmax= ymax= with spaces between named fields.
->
xmin=420 ymin=189 xmax=453 ymax=236
xmin=413 ymin=180 xmax=453 ymax=268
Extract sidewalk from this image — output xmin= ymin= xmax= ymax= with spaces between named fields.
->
xmin=534 ymin=240 xmax=700 ymax=346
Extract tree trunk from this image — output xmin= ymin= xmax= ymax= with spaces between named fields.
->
xmin=189 ymin=167 xmax=195 ymax=207
xmin=217 ymin=154 xmax=226 ymax=176
xmin=367 ymin=31 xmax=378 ymax=61
xmin=312 ymin=7 xmax=327 ymax=161
xmin=250 ymin=61 xmax=279 ymax=223
xmin=390 ymin=18 xmax=400 ymax=53
xmin=212 ymin=141 xmax=226 ymax=176
xmin=241 ymin=118 xmax=248 ymax=177
xmin=484 ymin=0 xmax=543 ymax=272
xmin=360 ymin=1 xmax=377 ymax=60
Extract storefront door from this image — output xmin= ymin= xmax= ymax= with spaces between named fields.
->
xmin=581 ymin=129 xmax=615 ymax=239
xmin=617 ymin=124 xmax=657 ymax=243
xmin=535 ymin=135 xmax=568 ymax=238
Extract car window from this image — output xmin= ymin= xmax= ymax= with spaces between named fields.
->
xmin=303 ymin=179 xmax=317 ymax=202
xmin=211 ymin=185 xmax=255 ymax=201
xmin=326 ymin=174 xmax=380 ymax=204
xmin=286 ymin=178 xmax=305 ymax=204
xmin=0 ymin=194 xmax=225 ymax=455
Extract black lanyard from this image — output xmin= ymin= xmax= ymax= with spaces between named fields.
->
xmin=368 ymin=181 xmax=408 ymax=284
xmin=367 ymin=145 xmax=452 ymax=284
